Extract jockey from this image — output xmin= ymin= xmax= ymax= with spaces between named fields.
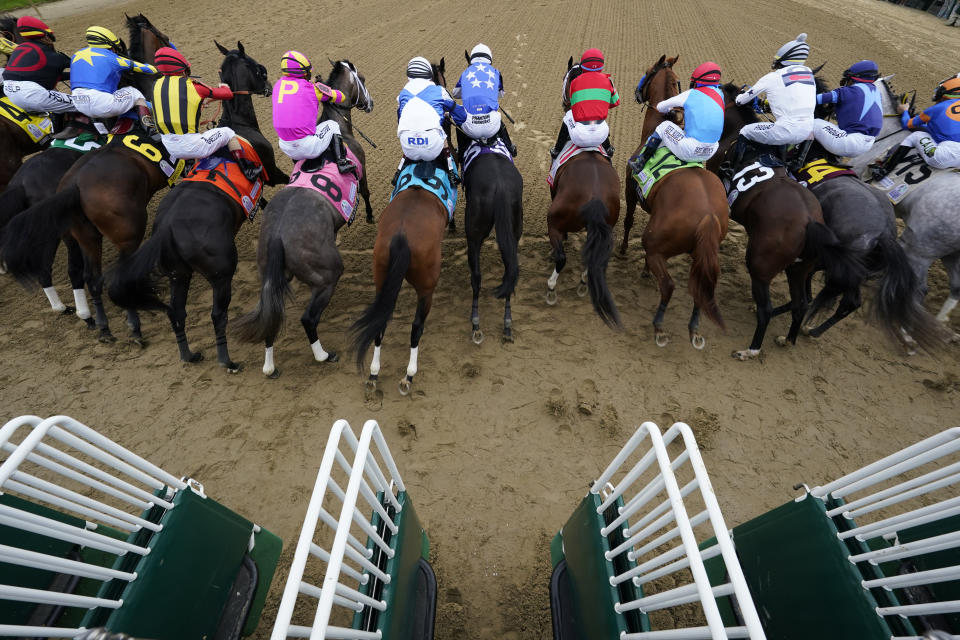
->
xmin=629 ymin=61 xmax=724 ymax=172
xmin=2 ymin=17 xmax=75 ymax=114
xmin=394 ymin=56 xmax=466 ymax=186
xmin=452 ymin=43 xmax=516 ymax=156
xmin=151 ymin=47 xmax=262 ymax=181
xmin=872 ymin=76 xmax=960 ymax=179
xmin=271 ymin=50 xmax=355 ymax=174
xmin=733 ymin=33 xmax=815 ymax=158
xmin=813 ymin=60 xmax=882 ymax=158
xmin=550 ymin=48 xmax=619 ymax=159
xmin=69 ymin=26 xmax=157 ymax=132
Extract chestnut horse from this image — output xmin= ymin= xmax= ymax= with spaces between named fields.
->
xmin=706 ymin=84 xmax=865 ymax=359
xmin=545 ymin=56 xmax=621 ymax=328
xmin=627 ymin=55 xmax=728 ymax=348
xmin=351 ymin=58 xmax=451 ymax=395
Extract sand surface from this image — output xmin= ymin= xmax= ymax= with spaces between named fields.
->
xmin=2 ymin=0 xmax=959 ymax=637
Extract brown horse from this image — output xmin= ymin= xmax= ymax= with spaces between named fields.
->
xmin=0 ymin=14 xmax=44 ymax=190
xmin=545 ymin=57 xmax=621 ymax=328
xmin=707 ymin=84 xmax=865 ymax=359
xmin=627 ymin=55 xmax=728 ymax=348
xmin=351 ymin=58 xmax=451 ymax=395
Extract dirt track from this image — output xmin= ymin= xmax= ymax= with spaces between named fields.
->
xmin=2 ymin=0 xmax=960 ymax=637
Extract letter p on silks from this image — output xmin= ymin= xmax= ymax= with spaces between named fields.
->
xmin=277 ymin=79 xmax=299 ymax=103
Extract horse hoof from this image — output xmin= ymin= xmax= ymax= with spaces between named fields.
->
xmin=323 ymin=350 xmax=340 ymax=363
xmin=266 ymin=368 xmax=280 ymax=379
xmin=472 ymin=328 xmax=484 ymax=345
xmin=133 ymin=337 xmax=147 ymax=349
xmin=398 ymin=377 xmax=412 ymax=396
xmin=502 ymin=329 xmax=514 ymax=344
xmin=366 ymin=214 xmax=374 ymax=224
xmin=61 ymin=305 xmax=75 ymax=315
xmin=98 ymin=331 xmax=116 ymax=344
xmin=545 ymin=288 xmax=558 ymax=306
xmin=83 ymin=316 xmax=96 ymax=328
xmin=775 ymin=335 xmax=788 ymax=347
xmin=577 ymin=282 xmax=588 ymax=298
xmin=691 ymin=334 xmax=706 ymax=350
xmin=364 ymin=377 xmax=378 ymax=393
xmin=224 ymin=361 xmax=243 ymax=374
xmin=654 ymin=331 xmax=669 ymax=348
xmin=187 ymin=351 xmax=204 ymax=363
xmin=732 ymin=349 xmax=760 ymax=361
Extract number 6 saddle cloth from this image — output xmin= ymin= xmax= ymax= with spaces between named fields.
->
xmin=0 ymin=96 xmax=54 ymax=144
xmin=181 ymin=137 xmax=266 ymax=220
xmin=390 ymin=159 xmax=458 ymax=222
xmin=631 ymin=147 xmax=702 ymax=205
xmin=287 ymin=146 xmax=364 ymax=224
xmin=105 ymin=129 xmax=186 ymax=186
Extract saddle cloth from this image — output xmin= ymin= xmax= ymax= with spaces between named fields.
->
xmin=287 ymin=147 xmax=363 ymax=223
xmin=106 ymin=129 xmax=186 ymax=186
xmin=795 ymin=158 xmax=856 ymax=188
xmin=462 ymin=138 xmax=513 ymax=173
xmin=49 ymin=131 xmax=108 ymax=153
xmin=0 ymin=96 xmax=54 ymax=144
xmin=547 ymin=140 xmax=608 ymax=188
xmin=869 ymin=149 xmax=959 ymax=204
xmin=631 ymin=147 xmax=702 ymax=199
xmin=390 ymin=160 xmax=458 ymax=221
xmin=181 ymin=137 xmax=265 ymax=220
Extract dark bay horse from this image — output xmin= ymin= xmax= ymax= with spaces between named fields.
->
xmin=0 ymin=15 xmax=168 ymax=321
xmin=351 ymin=58 xmax=451 ymax=395
xmin=460 ymin=136 xmax=522 ymax=344
xmin=628 ymin=55 xmax=728 ymax=348
xmin=234 ymin=59 xmax=373 ymax=377
xmin=793 ymin=76 xmax=945 ymax=351
xmin=707 ymin=84 xmax=865 ymax=359
xmin=545 ymin=57 xmax=621 ymax=329
xmin=108 ymin=43 xmax=284 ymax=372
xmin=0 ymin=18 xmax=178 ymax=344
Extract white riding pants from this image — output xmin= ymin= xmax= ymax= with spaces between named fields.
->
xmin=563 ymin=109 xmax=608 ymax=148
xmin=902 ymin=131 xmax=960 ymax=170
xmin=812 ymin=119 xmax=875 ymax=157
xmin=71 ymin=86 xmax=145 ymax=119
xmin=3 ymin=80 xmax=75 ymax=113
xmin=655 ymin=121 xmax=718 ymax=162
xmin=278 ymin=120 xmax=341 ymax=161
xmin=160 ymin=127 xmax=235 ymax=161
xmin=740 ymin=117 xmax=813 ymax=146
xmin=398 ymin=127 xmax=446 ymax=161
xmin=462 ymin=110 xmax=501 ymax=140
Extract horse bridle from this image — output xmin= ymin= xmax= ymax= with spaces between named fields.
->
xmin=635 ymin=60 xmax=681 ymax=113
xmin=344 ymin=62 xmax=373 ymax=112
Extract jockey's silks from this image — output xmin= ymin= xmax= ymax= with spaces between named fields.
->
xmin=569 ymin=70 xmax=620 ymax=122
xmin=272 ymin=77 xmax=346 ymax=141
xmin=70 ymin=47 xmax=156 ymax=93
xmin=904 ymin=99 xmax=960 ymax=144
xmin=152 ymin=76 xmax=204 ymax=135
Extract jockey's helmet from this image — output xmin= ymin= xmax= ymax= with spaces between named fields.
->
xmin=934 ymin=77 xmax=960 ymax=102
xmin=580 ymin=48 xmax=605 ymax=72
xmin=842 ymin=60 xmax=879 ymax=84
xmin=772 ymin=33 xmax=809 ymax=69
xmin=407 ymin=56 xmax=433 ymax=80
xmin=470 ymin=43 xmax=492 ymax=64
xmin=690 ymin=62 xmax=721 ymax=88
xmin=17 ymin=16 xmax=55 ymax=42
xmin=280 ymin=50 xmax=311 ymax=78
xmin=155 ymin=47 xmax=191 ymax=76
xmin=86 ymin=26 xmax=122 ymax=51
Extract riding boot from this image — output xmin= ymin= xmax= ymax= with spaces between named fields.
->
xmin=497 ymin=122 xmax=517 ymax=156
xmin=330 ymin=134 xmax=357 ymax=175
xmin=870 ymin=144 xmax=910 ymax=181
xmin=549 ymin=123 xmax=570 ymax=159
xmin=629 ymin=133 xmax=661 ymax=174
xmin=231 ymin=148 xmax=263 ymax=181
xmin=601 ymin=137 xmax=615 ymax=158
xmin=136 ymin=104 xmax=158 ymax=136
xmin=445 ymin=149 xmax=461 ymax=186
xmin=391 ymin=157 xmax=406 ymax=187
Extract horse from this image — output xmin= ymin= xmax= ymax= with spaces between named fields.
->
xmin=351 ymin=58 xmax=453 ymax=395
xmin=706 ymin=83 xmax=865 ymax=359
xmin=792 ymin=75 xmax=945 ymax=350
xmin=0 ymin=14 xmax=169 ymax=322
xmin=846 ymin=76 xmax=960 ymax=333
xmin=232 ymin=59 xmax=373 ymax=378
xmin=627 ymin=55 xmax=728 ymax=349
xmin=107 ymin=43 xmax=286 ymax=372
xmin=544 ymin=56 xmax=621 ymax=329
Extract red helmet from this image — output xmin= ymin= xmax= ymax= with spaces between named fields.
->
xmin=154 ymin=47 xmax=191 ymax=76
xmin=690 ymin=62 xmax=721 ymax=87
xmin=17 ymin=16 xmax=55 ymax=41
xmin=580 ymin=48 xmax=605 ymax=71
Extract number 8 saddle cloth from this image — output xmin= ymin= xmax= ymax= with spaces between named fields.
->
xmin=287 ymin=146 xmax=364 ymax=223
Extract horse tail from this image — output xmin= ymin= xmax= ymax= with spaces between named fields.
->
xmin=107 ymin=228 xmax=171 ymax=312
xmin=580 ymin=198 xmax=622 ymax=329
xmin=804 ymin=220 xmax=866 ymax=293
xmin=690 ymin=213 xmax=726 ymax=330
xmin=351 ymin=233 xmax=411 ymax=369
xmin=492 ymin=187 xmax=519 ymax=299
xmin=0 ymin=185 xmax=81 ymax=286
xmin=234 ymin=237 xmax=291 ymax=344
xmin=874 ymin=233 xmax=946 ymax=352
xmin=0 ymin=184 xmax=29 ymax=235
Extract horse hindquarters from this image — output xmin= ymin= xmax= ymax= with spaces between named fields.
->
xmin=107 ymin=230 xmax=171 ymax=312
xmin=581 ymin=199 xmax=622 ymax=329
xmin=351 ymin=233 xmax=412 ymax=370
xmin=0 ymin=185 xmax=81 ymax=287
xmin=234 ymin=237 xmax=290 ymax=347
xmin=804 ymin=220 xmax=866 ymax=295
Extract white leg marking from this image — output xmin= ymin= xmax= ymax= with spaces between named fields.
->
xmin=370 ymin=345 xmax=381 ymax=377
xmin=547 ymin=269 xmax=559 ymax=289
xmin=310 ymin=339 xmax=329 ymax=362
xmin=406 ymin=345 xmax=419 ymax=378
xmin=262 ymin=346 xmax=275 ymax=376
xmin=43 ymin=287 xmax=66 ymax=312
xmin=936 ymin=296 xmax=958 ymax=323
xmin=73 ymin=289 xmax=91 ymax=320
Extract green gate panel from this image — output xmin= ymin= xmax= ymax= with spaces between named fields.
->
xmin=242 ymin=525 xmax=283 ymax=637
xmin=729 ymin=494 xmax=891 ymax=640
xmin=890 ymin=513 xmax=960 ymax=633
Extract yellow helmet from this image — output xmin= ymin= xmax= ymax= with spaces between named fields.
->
xmin=85 ymin=26 xmax=122 ymax=50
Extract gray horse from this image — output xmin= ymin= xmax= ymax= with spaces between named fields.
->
xmin=848 ymin=77 xmax=960 ymax=329
xmin=234 ymin=60 xmax=373 ymax=377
